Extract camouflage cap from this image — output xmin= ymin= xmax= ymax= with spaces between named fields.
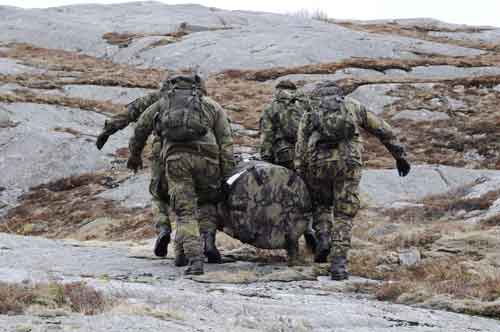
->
xmin=276 ymin=80 xmax=297 ymax=90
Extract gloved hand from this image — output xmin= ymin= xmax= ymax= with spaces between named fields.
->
xmin=127 ymin=155 xmax=143 ymax=173
xmin=96 ymin=133 xmax=110 ymax=150
xmin=396 ymin=158 xmax=411 ymax=177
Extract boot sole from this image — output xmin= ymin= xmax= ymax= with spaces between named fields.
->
xmin=153 ymin=234 xmax=170 ymax=257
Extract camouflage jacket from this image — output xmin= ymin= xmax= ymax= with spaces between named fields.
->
xmin=99 ymin=92 xmax=161 ymax=136
xmin=294 ymin=97 xmax=407 ymax=172
xmin=259 ymin=90 xmax=311 ymax=164
xmin=129 ymin=96 xmax=235 ymax=178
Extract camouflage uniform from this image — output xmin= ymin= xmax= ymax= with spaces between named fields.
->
xmin=96 ymin=92 xmax=171 ymax=232
xmin=295 ymin=82 xmax=409 ymax=278
xmin=259 ymin=81 xmax=311 ymax=170
xmin=128 ymin=84 xmax=235 ymax=270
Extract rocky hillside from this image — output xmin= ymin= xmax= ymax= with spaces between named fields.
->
xmin=1 ymin=2 xmax=500 ymax=330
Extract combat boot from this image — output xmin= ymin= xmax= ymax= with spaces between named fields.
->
xmin=184 ymin=259 xmax=204 ymax=275
xmin=153 ymin=225 xmax=171 ymax=257
xmin=203 ymin=232 xmax=222 ymax=264
xmin=314 ymin=232 xmax=331 ymax=263
xmin=175 ymin=252 xmax=189 ymax=267
xmin=330 ymin=255 xmax=349 ymax=281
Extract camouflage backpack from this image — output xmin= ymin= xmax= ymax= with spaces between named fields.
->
xmin=311 ymin=95 xmax=356 ymax=144
xmin=156 ymin=75 xmax=208 ymax=142
xmin=273 ymin=89 xmax=310 ymax=142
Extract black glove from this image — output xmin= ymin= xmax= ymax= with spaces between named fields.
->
xmin=96 ymin=133 xmax=110 ymax=150
xmin=127 ymin=155 xmax=143 ymax=173
xmin=396 ymin=158 xmax=411 ymax=177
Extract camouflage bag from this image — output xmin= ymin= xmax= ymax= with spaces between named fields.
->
xmin=156 ymin=75 xmax=208 ymax=142
xmin=312 ymin=96 xmax=356 ymax=144
xmin=222 ymin=161 xmax=312 ymax=249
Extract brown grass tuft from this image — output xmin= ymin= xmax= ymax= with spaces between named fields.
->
xmin=0 ymin=282 xmax=108 ymax=315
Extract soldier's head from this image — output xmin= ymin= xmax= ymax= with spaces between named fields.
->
xmin=160 ymin=74 xmax=207 ymax=96
xmin=310 ymin=81 xmax=344 ymax=109
xmin=274 ymin=80 xmax=299 ymax=101
xmin=311 ymin=81 xmax=344 ymax=99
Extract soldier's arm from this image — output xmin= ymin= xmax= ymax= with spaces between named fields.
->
xmin=128 ymin=101 xmax=161 ymax=160
xmin=127 ymin=91 xmax=161 ymax=122
xmin=346 ymin=98 xmax=407 ymax=161
xmin=96 ymin=91 xmax=160 ymax=149
xmin=259 ymin=105 xmax=275 ymax=163
xmin=294 ymin=112 xmax=311 ymax=176
xmin=212 ymin=101 xmax=236 ymax=179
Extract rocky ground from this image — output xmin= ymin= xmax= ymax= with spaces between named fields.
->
xmin=1 ymin=2 xmax=500 ymax=331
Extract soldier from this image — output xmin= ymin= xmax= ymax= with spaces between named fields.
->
xmin=295 ymin=81 xmax=411 ymax=280
xmin=127 ymin=74 xmax=235 ymax=275
xmin=259 ymin=80 xmax=317 ymax=248
xmin=259 ymin=80 xmax=312 ymax=169
xmin=95 ymin=90 xmax=172 ymax=258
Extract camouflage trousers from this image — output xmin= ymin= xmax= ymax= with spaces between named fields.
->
xmin=305 ymin=159 xmax=361 ymax=257
xmin=150 ymin=141 xmax=171 ymax=232
xmin=165 ymin=152 xmax=221 ymax=260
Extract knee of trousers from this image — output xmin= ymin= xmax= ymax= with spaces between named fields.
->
xmin=198 ymin=204 xmax=219 ymax=234
xmin=331 ymin=215 xmax=353 ymax=243
xmin=312 ymin=206 xmax=333 ymax=234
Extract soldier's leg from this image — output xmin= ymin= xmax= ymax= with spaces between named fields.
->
xmin=152 ymin=197 xmax=171 ymax=257
xmin=307 ymin=161 xmax=335 ymax=263
xmin=194 ymin=156 xmax=223 ymax=264
xmin=331 ymin=166 xmax=362 ymax=280
xmin=150 ymin=140 xmax=172 ymax=257
xmin=198 ymin=204 xmax=221 ymax=263
xmin=166 ymin=154 xmax=204 ymax=275
xmin=313 ymin=205 xmax=333 ymax=263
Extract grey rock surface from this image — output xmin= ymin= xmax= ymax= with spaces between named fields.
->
xmin=348 ymin=84 xmax=401 ymax=114
xmin=55 ymin=85 xmax=155 ymax=105
xmin=0 ymin=3 xmax=486 ymax=74
xmin=0 ymin=58 xmax=43 ymax=75
xmin=392 ymin=109 xmax=450 ymax=122
xmin=0 ymin=102 xmax=131 ymax=208
xmin=361 ymin=165 xmax=500 ymax=206
xmin=0 ymin=233 xmax=499 ymax=332
xmin=97 ymin=173 xmax=151 ymax=209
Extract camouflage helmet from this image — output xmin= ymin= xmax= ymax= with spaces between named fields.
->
xmin=276 ymin=79 xmax=297 ymax=90
xmin=274 ymin=80 xmax=300 ymax=101
xmin=310 ymin=81 xmax=344 ymax=109
xmin=160 ymin=74 xmax=207 ymax=95
xmin=310 ymin=81 xmax=344 ymax=99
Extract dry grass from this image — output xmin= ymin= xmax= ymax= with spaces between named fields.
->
xmin=376 ymin=259 xmax=500 ymax=303
xmin=1 ymin=172 xmax=155 ymax=241
xmin=222 ymin=54 xmax=500 ymax=82
xmin=0 ymin=90 xmax=123 ymax=114
xmin=1 ymin=43 xmax=166 ymax=89
xmin=0 ymin=282 xmax=108 ymax=315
